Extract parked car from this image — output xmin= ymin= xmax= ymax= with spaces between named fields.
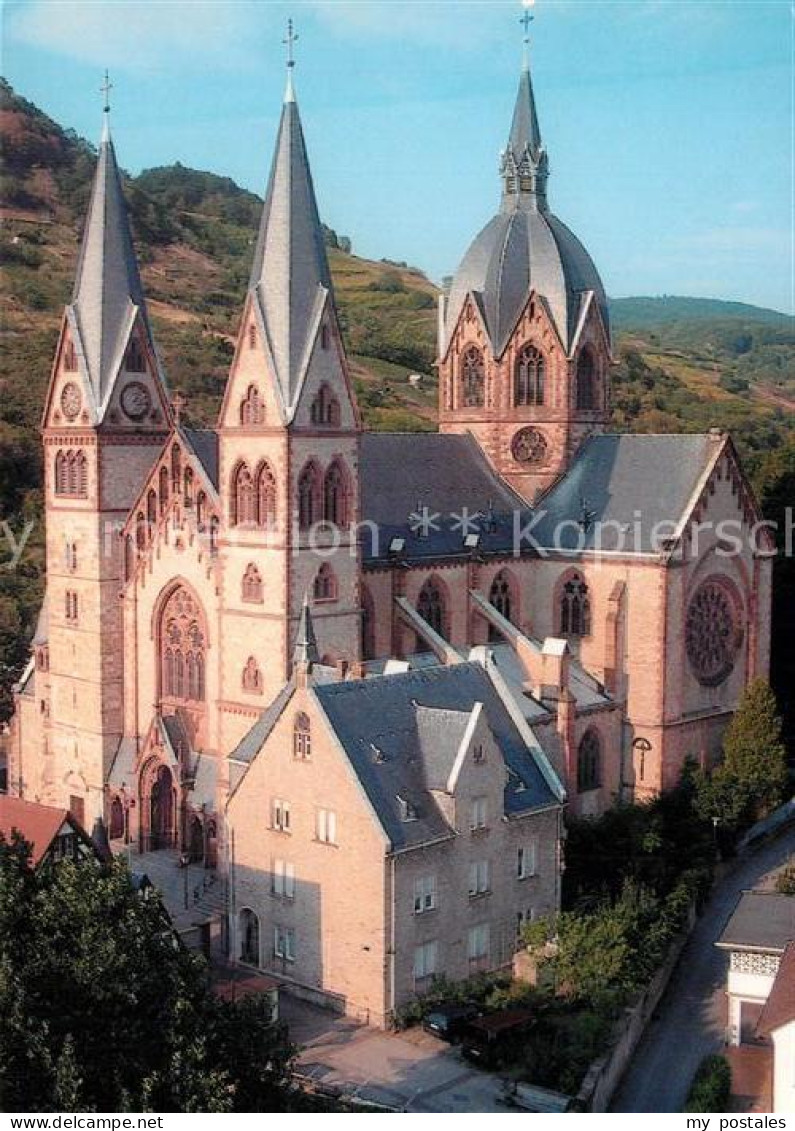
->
xmin=460 ymin=1008 xmax=535 ymax=1069
xmin=422 ymin=1002 xmax=481 ymax=1043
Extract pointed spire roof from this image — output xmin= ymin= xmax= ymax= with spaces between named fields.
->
xmin=68 ymin=115 xmax=159 ymax=415
xmin=500 ymin=56 xmax=549 ymax=212
xmin=248 ymin=77 xmax=333 ymax=414
xmin=293 ymin=593 xmax=319 ymax=668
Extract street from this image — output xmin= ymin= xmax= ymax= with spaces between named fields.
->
xmin=610 ymin=825 xmax=795 ymax=1113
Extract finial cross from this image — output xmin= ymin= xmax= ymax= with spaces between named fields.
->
xmin=100 ymin=69 xmax=113 ymax=114
xmin=522 ymin=2 xmax=533 ymax=45
xmin=283 ymin=18 xmax=298 ymax=69
xmin=171 ymin=392 xmax=186 ymax=424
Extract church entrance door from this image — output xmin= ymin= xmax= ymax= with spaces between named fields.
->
xmin=150 ymin=765 xmax=175 ymax=850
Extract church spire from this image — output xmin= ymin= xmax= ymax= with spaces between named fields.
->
xmin=293 ymin=593 xmax=319 ymax=669
xmin=500 ymin=5 xmax=549 ymax=212
xmin=68 ymin=86 xmax=163 ymax=420
xmin=247 ymin=23 xmax=333 ymax=416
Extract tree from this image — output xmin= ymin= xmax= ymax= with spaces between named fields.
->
xmin=0 ymin=838 xmax=293 ymax=1112
xmin=721 ymin=679 xmax=789 ymax=821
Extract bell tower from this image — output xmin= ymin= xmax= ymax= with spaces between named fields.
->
xmin=38 ymin=88 xmax=171 ymax=821
xmin=438 ymin=28 xmax=611 ymax=502
xmin=216 ymin=28 xmax=361 ymax=744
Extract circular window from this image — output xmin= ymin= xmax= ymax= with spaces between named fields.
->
xmin=61 ymin=382 xmax=82 ymax=421
xmin=511 ymin=427 xmax=548 ymax=465
xmin=685 ymin=579 xmax=743 ymax=687
xmin=121 ymin=381 xmax=152 ymax=421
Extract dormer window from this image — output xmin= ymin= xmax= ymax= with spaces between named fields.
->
xmin=397 ymin=795 xmax=418 ymax=822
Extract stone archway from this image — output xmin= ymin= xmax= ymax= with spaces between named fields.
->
xmin=147 ymin=763 xmax=175 ymax=851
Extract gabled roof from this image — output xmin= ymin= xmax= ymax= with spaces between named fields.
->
xmin=248 ymin=80 xmax=332 ymax=416
xmin=716 ymin=891 xmax=795 ymax=953
xmin=315 ymin=662 xmax=561 ymax=851
xmin=757 ymin=941 xmax=795 ymax=1036
xmin=229 ymin=679 xmax=296 ymax=767
xmin=68 ymin=119 xmax=163 ymax=419
xmin=531 ymin=433 xmax=724 ymax=555
xmin=0 ymin=796 xmax=88 ymax=868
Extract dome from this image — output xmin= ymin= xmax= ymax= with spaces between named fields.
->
xmin=442 ymin=63 xmax=609 ymax=358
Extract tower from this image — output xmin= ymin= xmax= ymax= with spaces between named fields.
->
xmin=39 ymin=102 xmax=171 ymax=822
xmin=216 ymin=45 xmax=361 ymax=737
xmin=438 ymin=44 xmax=611 ymax=501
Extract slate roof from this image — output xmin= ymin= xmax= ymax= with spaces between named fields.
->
xmin=69 ymin=121 xmax=160 ymax=417
xmin=182 ymin=427 xmax=219 ymax=490
xmin=757 ymin=941 xmax=795 ymax=1036
xmin=229 ymin=680 xmax=296 ymax=766
xmin=248 ymin=82 xmax=331 ymax=416
xmin=717 ymin=891 xmax=795 ymax=953
xmin=315 ymin=662 xmax=560 ymax=851
xmin=359 ymin=432 xmax=526 ymax=563
xmin=443 ymin=63 xmax=608 ymax=356
xmin=530 ymin=433 xmax=722 ymax=554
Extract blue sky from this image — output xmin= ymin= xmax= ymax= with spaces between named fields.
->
xmin=3 ymin=0 xmax=792 ymax=311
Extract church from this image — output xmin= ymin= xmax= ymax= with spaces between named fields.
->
xmin=7 ymin=37 xmax=772 ymax=1023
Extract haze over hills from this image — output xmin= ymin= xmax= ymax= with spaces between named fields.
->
xmin=0 ymin=76 xmax=794 ymax=722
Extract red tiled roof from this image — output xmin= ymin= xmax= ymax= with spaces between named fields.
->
xmin=0 ymin=795 xmax=74 ymax=867
xmin=757 ymin=940 xmax=795 ymax=1037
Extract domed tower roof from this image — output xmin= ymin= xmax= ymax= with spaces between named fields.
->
xmin=442 ymin=58 xmax=609 ymax=358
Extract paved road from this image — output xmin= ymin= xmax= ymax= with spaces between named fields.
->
xmin=610 ymin=826 xmax=795 ymax=1113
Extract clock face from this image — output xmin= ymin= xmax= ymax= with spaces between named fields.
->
xmin=121 ymin=382 xmax=152 ymax=422
xmin=511 ymin=426 xmax=548 ymax=465
xmin=60 ymin=382 xmax=82 ymax=421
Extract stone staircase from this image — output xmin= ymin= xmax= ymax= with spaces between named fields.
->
xmin=126 ymin=847 xmax=227 ymax=930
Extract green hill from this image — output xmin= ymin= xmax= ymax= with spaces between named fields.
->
xmin=610 ymin=295 xmax=790 ymax=329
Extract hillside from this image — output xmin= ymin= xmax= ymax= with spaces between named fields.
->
xmin=0 ymin=77 xmax=794 ymax=733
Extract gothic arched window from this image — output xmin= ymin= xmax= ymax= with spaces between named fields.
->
xmin=124 ymin=535 xmax=135 ymax=582
xmin=488 ymin=570 xmax=515 ymax=641
xmin=241 ymin=563 xmax=263 ymax=603
xmin=461 ymin=345 xmax=485 ymax=408
xmin=416 ymin=578 xmax=446 ymax=650
xmin=293 ymin=712 xmax=311 ymax=760
xmin=159 ymin=465 xmax=169 ymax=514
xmin=125 ymin=338 xmax=146 ymax=373
xmin=232 ymin=463 xmax=256 ymax=526
xmin=55 ymin=451 xmax=67 ymax=495
xmin=313 ymin=563 xmax=337 ymax=602
xmin=576 ymin=348 xmax=597 ymax=411
xmin=146 ymin=489 xmax=157 ymax=530
xmin=514 ymin=343 xmax=545 ymax=406
xmin=559 ymin=573 xmax=591 ymax=637
xmin=136 ymin=511 xmax=147 ymax=551
xmin=248 ymin=324 xmax=256 ymax=350
xmin=310 ymin=385 xmax=341 ymax=427
xmin=256 ymin=462 xmax=277 ymax=528
xmin=577 ymin=729 xmax=602 ymax=792
xmin=323 ymin=460 xmax=348 ymax=527
xmin=240 ymin=385 xmax=264 ymax=426
xmin=298 ymin=463 xmax=321 ymax=530
xmin=361 ymin=586 xmax=376 ymax=661
xmin=159 ymin=586 xmax=207 ymax=704
xmin=242 ymin=656 xmax=262 ymax=694
xmin=56 ymin=450 xmax=88 ymax=497
xmin=63 ymin=340 xmax=78 ymax=372
xmin=171 ymin=445 xmax=181 ymax=492
xmin=196 ymin=491 xmax=206 ymax=530
xmin=183 ymin=467 xmax=194 ymax=507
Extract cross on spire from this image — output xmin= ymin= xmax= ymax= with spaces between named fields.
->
xmin=171 ymin=392 xmax=186 ymax=424
xmin=520 ymin=0 xmax=535 ymax=45
xmin=283 ymin=18 xmax=298 ymax=69
xmin=100 ymin=69 xmax=113 ymax=114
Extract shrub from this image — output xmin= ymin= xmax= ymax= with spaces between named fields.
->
xmin=775 ymin=860 xmax=795 ymax=895
xmin=684 ymin=1054 xmax=731 ymax=1112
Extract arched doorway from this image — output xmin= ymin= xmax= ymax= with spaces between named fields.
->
xmin=205 ymin=819 xmax=218 ymax=870
xmin=149 ymin=765 xmax=175 ymax=850
xmin=188 ymin=814 xmax=204 ymax=863
xmin=239 ymin=908 xmax=260 ymax=966
xmin=109 ymin=796 xmax=125 ymax=841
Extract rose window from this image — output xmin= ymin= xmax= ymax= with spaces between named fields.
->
xmin=511 ymin=427 xmax=548 ymax=465
xmin=685 ymin=580 xmax=742 ymax=687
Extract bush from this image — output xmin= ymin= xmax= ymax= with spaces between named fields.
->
xmin=684 ymin=1054 xmax=731 ymax=1112
xmin=775 ymin=860 xmax=795 ymax=894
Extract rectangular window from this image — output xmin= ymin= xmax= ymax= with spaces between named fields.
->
xmin=517 ymin=840 xmax=538 ymax=880
xmin=413 ymin=940 xmax=438 ymax=983
xmin=315 ymin=808 xmax=337 ymax=845
xmin=271 ymin=859 xmax=295 ymax=899
xmin=469 ymin=860 xmax=490 ymax=897
xmin=468 ymin=923 xmax=490 ymax=970
xmin=470 ymin=796 xmax=487 ymax=831
xmin=274 ymin=925 xmax=296 ymax=962
xmin=516 ymin=908 xmax=535 ymax=938
xmin=65 ymin=591 xmax=79 ymax=623
xmin=272 ymin=798 xmax=291 ymax=833
xmin=413 ymin=875 xmax=437 ymax=914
